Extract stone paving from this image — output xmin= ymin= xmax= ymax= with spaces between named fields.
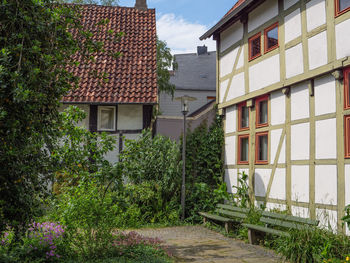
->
xmin=134 ymin=226 xmax=283 ymax=263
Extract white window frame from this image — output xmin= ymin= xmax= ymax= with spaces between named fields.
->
xmin=97 ymin=106 xmax=116 ymax=131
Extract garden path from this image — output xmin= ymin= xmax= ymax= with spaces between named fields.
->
xmin=133 ymin=226 xmax=282 ymax=263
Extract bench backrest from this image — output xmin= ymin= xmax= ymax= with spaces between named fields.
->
xmin=261 ymin=210 xmax=319 ymax=230
xmin=215 ymin=204 xmax=249 ymax=220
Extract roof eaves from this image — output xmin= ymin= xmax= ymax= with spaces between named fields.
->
xmin=200 ymin=0 xmax=254 ymax=40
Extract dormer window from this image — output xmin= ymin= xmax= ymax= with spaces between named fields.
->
xmin=264 ymin=23 xmax=279 ymax=53
xmin=249 ymin=33 xmax=261 ymax=61
xmin=336 ymin=0 xmax=350 ymax=16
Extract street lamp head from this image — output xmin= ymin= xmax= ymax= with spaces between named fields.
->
xmin=175 ymin=95 xmax=197 ymax=115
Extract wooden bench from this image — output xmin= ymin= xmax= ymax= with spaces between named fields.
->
xmin=242 ymin=210 xmax=319 ymax=244
xmin=199 ymin=204 xmax=249 ymax=233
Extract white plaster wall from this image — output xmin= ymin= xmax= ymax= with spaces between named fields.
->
xmin=316 ymin=209 xmax=337 ymax=231
xmin=249 ymin=54 xmax=280 ymax=92
xmin=224 ymin=136 xmax=236 ymax=165
xmin=336 ymin=18 xmax=350 ymax=60
xmin=292 ymin=206 xmax=310 ymax=218
xmin=266 ymin=203 xmax=287 ymax=212
xmin=238 ymin=168 xmax=250 ymax=177
xmin=314 ymin=74 xmax=336 ymax=116
xmin=236 ymin=48 xmax=244 ymax=69
xmin=270 ymin=129 xmax=283 ymax=164
xmin=104 ymin=134 xmax=119 ymax=164
xmin=291 ymin=123 xmax=310 ymax=160
xmin=345 ymin=165 xmax=350 ymax=206
xmin=291 ymin=81 xmax=309 ymax=120
xmin=220 ymin=47 xmax=239 ymax=78
xmin=220 ymin=80 xmax=229 ymax=103
xmin=315 ymin=165 xmax=337 ymax=205
xmin=254 ymin=169 xmax=271 ymax=197
xmin=225 ymin=169 xmax=238 ymax=194
xmin=227 ymin=72 xmax=245 ymax=101
xmin=269 ymin=168 xmax=286 ymax=200
xmin=248 ymin=0 xmax=279 ymax=32
xmin=225 ymin=106 xmax=237 ymax=134
xmin=306 ymin=0 xmax=326 ymax=32
xmin=278 ymin=137 xmax=286 ymax=163
xmin=308 ymin=31 xmax=328 ymax=70
xmin=315 ymin=118 xmax=337 ymax=159
xmin=285 ymin=9 xmax=302 ymax=43
xmin=291 ymin=165 xmax=309 ymax=202
xmin=220 ymin=21 xmax=244 ymax=52
xmin=59 ymin=104 xmax=90 ymax=128
xmin=284 ymin=0 xmax=299 ymax=10
xmin=118 ymin=105 xmax=142 ymax=130
xmin=285 ymin=44 xmax=304 ymax=78
xmin=271 ymin=90 xmax=286 ymax=126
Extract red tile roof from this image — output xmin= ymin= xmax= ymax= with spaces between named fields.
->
xmin=63 ymin=4 xmax=157 ymax=104
xmin=224 ymin=0 xmax=247 ymax=17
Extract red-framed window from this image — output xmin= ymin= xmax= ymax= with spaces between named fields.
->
xmin=238 ymin=102 xmax=250 ymax=131
xmin=238 ymin=134 xmax=250 ymax=164
xmin=335 ymin=0 xmax=350 ymax=16
xmin=344 ymin=67 xmax=350 ymax=109
xmin=264 ymin=22 xmax=279 ymax=53
xmin=255 ymin=132 xmax=269 ymax=164
xmin=345 ymin=116 xmax=350 ymax=158
xmin=249 ymin=32 xmax=261 ymax=61
xmin=255 ymin=95 xmax=269 ymax=128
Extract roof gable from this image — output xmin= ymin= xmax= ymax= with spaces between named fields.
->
xmin=63 ymin=4 xmax=157 ymax=104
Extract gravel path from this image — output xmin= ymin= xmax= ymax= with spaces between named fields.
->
xmin=133 ymin=226 xmax=283 ymax=263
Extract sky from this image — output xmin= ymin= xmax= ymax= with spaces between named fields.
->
xmin=119 ymin=0 xmax=236 ymax=54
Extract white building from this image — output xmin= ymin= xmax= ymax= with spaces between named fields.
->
xmin=201 ymin=0 xmax=350 ymax=233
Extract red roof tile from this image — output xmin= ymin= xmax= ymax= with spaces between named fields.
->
xmin=224 ymin=0 xmax=247 ymax=17
xmin=62 ymin=4 xmax=157 ymax=104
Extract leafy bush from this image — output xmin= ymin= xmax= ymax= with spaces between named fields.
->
xmin=48 ymin=177 xmax=121 ymax=260
xmin=274 ymin=227 xmax=350 ymax=263
xmin=183 ymin=114 xmax=225 ymax=222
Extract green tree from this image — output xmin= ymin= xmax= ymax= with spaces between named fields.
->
xmin=157 ymin=37 xmax=177 ymax=96
xmin=0 ymin=0 xmax=116 ymax=232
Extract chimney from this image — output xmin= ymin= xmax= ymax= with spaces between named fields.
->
xmin=135 ymin=0 xmax=148 ymax=11
xmin=197 ymin=45 xmax=208 ymax=56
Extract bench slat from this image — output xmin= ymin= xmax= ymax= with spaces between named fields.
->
xmin=215 ymin=209 xmax=247 ymax=220
xmin=198 ymin=212 xmax=232 ymax=222
xmin=242 ymin=223 xmax=290 ymax=237
xmin=261 ymin=217 xmax=313 ymax=230
xmin=217 ymin=204 xmax=250 ymax=213
xmin=262 ymin=211 xmax=319 ymax=226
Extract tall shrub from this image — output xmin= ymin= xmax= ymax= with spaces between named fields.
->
xmin=183 ymin=113 xmax=226 ymax=222
xmin=0 ymin=0 xmax=119 ymax=231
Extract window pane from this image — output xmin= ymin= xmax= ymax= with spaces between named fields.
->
xmin=259 ymin=100 xmax=268 ymax=124
xmin=101 ymin=109 xmax=114 ymax=130
xmin=340 ymin=0 xmax=350 ymax=12
xmin=250 ymin=36 xmax=261 ymax=58
xmin=241 ymin=106 xmax=249 ymax=128
xmin=240 ymin=137 xmax=249 ymax=162
xmin=258 ymin=135 xmax=268 ymax=161
xmin=267 ymin=26 xmax=278 ymax=50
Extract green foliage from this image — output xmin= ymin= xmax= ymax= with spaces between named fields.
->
xmin=183 ymin=113 xmax=225 ymax=222
xmin=52 ymin=106 xmax=117 ymax=193
xmin=232 ymin=172 xmax=251 ymax=208
xmin=274 ymin=227 xmax=350 ymax=263
xmin=157 ymin=37 xmax=177 ymax=96
xmin=0 ymin=0 xmax=119 ymax=232
xmin=48 ymin=177 xmax=122 ymax=260
xmin=118 ymin=130 xmax=181 ymax=226
xmin=342 ymin=205 xmax=350 ymax=231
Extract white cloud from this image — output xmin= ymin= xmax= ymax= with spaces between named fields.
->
xmin=157 ymin=13 xmax=216 ymax=54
